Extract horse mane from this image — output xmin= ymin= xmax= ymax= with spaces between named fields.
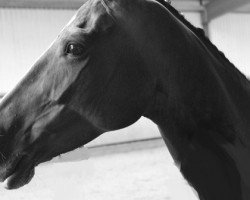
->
xmin=156 ymin=0 xmax=250 ymax=83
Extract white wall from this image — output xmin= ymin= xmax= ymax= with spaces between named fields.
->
xmin=182 ymin=12 xmax=203 ymax=28
xmin=0 ymin=8 xmax=201 ymax=146
xmin=209 ymin=13 xmax=250 ymax=77
xmin=0 ymin=9 xmax=75 ymax=93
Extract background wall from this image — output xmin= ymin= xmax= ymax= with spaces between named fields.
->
xmin=0 ymin=9 xmax=74 ymax=93
xmin=209 ymin=13 xmax=250 ymax=77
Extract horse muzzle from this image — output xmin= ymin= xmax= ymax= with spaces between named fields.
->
xmin=0 ymin=153 xmax=35 ymax=189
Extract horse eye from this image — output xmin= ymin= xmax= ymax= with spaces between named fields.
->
xmin=65 ymin=43 xmax=85 ymax=56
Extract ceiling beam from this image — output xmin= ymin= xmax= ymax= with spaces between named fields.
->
xmin=0 ymin=0 xmax=203 ymax=11
xmin=205 ymin=0 xmax=250 ymax=22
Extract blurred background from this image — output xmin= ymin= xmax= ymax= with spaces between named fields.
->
xmin=0 ymin=0 xmax=249 ymax=199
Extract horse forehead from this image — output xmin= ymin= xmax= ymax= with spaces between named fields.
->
xmin=72 ymin=0 xmax=107 ymax=26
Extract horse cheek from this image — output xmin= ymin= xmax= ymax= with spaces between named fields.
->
xmin=97 ymin=70 xmax=154 ymax=130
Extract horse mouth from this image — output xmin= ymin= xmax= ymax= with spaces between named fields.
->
xmin=3 ymin=155 xmax=35 ymax=190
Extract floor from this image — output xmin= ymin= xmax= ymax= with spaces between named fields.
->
xmin=0 ymin=146 xmax=199 ymax=200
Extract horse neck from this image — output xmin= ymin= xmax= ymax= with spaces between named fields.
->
xmin=143 ymin=16 xmax=250 ymax=161
xmin=204 ymin=40 xmax=250 ymax=132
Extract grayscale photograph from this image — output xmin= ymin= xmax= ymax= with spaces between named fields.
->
xmin=0 ymin=0 xmax=250 ymax=199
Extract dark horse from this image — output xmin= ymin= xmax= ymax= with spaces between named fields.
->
xmin=0 ymin=0 xmax=250 ymax=199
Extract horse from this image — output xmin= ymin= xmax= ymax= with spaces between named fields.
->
xmin=0 ymin=0 xmax=249 ymax=199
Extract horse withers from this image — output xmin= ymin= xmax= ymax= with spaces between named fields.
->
xmin=0 ymin=0 xmax=250 ymax=199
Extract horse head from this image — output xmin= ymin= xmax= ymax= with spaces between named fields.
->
xmin=0 ymin=0 xmax=157 ymax=189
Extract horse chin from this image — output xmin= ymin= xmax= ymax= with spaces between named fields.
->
xmin=3 ymin=156 xmax=35 ymax=190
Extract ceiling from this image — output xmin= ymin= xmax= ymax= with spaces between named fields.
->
xmin=0 ymin=0 xmax=249 ymax=21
